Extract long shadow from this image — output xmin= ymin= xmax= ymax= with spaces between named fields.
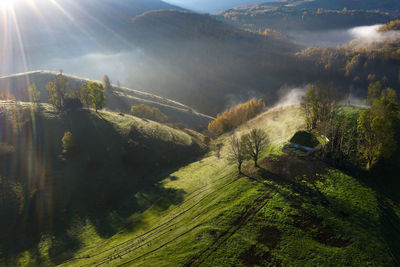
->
xmin=378 ymin=195 xmax=400 ymax=265
xmin=242 ymin=156 xmax=393 ymax=251
xmin=0 ymin=108 xmax=203 ymax=265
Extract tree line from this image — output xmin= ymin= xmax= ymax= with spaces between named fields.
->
xmin=302 ymin=82 xmax=399 ymax=170
xmin=45 ymin=73 xmax=107 ymax=112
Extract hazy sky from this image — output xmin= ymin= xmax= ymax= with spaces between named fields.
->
xmin=162 ymin=0 xmax=267 ymax=14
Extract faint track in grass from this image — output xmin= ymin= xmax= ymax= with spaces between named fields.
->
xmin=187 ymin=191 xmax=273 ymax=267
xmin=90 ymin=175 xmax=241 ymax=267
xmin=66 ymin=171 xmax=238 ymax=266
xmin=92 ymin=176 xmax=241 ymax=266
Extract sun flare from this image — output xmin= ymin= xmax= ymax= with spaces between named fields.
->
xmin=0 ymin=0 xmax=13 ymax=8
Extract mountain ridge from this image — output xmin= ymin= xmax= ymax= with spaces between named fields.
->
xmin=0 ymin=70 xmax=214 ymax=129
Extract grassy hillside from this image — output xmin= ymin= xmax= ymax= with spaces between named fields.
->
xmin=0 ymin=71 xmax=213 ymax=130
xmin=0 ymin=100 xmax=206 ymax=264
xmin=6 ymin=105 xmax=399 ymax=266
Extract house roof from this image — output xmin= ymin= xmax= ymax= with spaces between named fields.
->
xmin=290 ymin=131 xmax=320 ymax=148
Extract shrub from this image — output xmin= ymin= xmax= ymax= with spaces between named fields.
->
xmin=130 ymin=104 xmax=168 ymax=123
xmin=62 ymin=132 xmax=75 ymax=154
xmin=202 ymin=136 xmax=211 ymax=145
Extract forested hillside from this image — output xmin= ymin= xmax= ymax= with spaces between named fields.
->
xmin=123 ymin=10 xmax=301 ymax=115
xmin=219 ymin=6 xmax=395 ymax=32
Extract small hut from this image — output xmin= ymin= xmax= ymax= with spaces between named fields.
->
xmin=290 ymin=131 xmax=320 ymax=152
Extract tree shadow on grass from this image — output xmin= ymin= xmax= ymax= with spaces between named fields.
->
xmin=241 ymin=155 xmax=393 ymax=251
xmin=0 ymin=109 xmax=200 ymax=265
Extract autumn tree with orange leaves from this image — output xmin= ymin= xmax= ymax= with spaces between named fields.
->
xmin=208 ymin=99 xmax=266 ymax=135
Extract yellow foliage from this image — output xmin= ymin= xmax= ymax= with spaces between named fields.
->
xmin=208 ymin=99 xmax=266 ymax=135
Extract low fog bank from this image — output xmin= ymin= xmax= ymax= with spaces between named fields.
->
xmin=273 ymin=86 xmax=308 ymax=108
xmin=36 ymin=50 xmax=145 ymax=87
xmin=273 ymin=85 xmax=368 ymax=110
xmin=291 ymin=24 xmax=400 ymax=47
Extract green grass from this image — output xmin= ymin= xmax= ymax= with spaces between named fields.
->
xmin=0 ymin=71 xmax=213 ymax=129
xmin=2 ymin=104 xmax=399 ymax=266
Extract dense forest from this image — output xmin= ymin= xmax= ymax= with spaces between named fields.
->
xmin=219 ymin=7 xmax=395 ymax=31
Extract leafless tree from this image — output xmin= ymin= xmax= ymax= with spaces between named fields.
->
xmin=243 ymin=129 xmax=269 ymax=167
xmin=228 ymin=135 xmax=247 ymax=174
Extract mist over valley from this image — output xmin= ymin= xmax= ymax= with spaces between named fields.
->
xmin=0 ymin=1 xmax=400 ymax=266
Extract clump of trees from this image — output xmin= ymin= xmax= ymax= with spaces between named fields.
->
xmin=46 ymin=73 xmax=69 ymax=110
xmin=229 ymin=128 xmax=269 ymax=173
xmin=357 ymin=86 xmax=399 ymax=169
xmin=208 ymin=99 xmax=266 ymax=135
xmin=46 ymin=74 xmax=105 ymax=112
xmin=302 ymin=82 xmax=399 ymax=169
xmin=130 ymin=104 xmax=168 ymax=123
xmin=88 ymin=82 xmax=106 ymax=112
xmin=378 ymin=20 xmax=400 ymax=32
xmin=302 ymin=83 xmax=338 ymax=131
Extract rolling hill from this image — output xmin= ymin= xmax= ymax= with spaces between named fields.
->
xmin=1 ymin=0 xmax=184 ymax=75
xmin=0 ymin=71 xmax=213 ymax=130
xmin=4 ymin=105 xmax=399 ymax=266
xmin=0 ymin=100 xmax=207 ymax=264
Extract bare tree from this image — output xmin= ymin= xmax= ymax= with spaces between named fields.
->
xmin=243 ymin=129 xmax=269 ymax=167
xmin=228 ymin=135 xmax=248 ymax=174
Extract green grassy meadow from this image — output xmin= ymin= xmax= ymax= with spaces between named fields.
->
xmin=4 ymin=105 xmax=398 ymax=266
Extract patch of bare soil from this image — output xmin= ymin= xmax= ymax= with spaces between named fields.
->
xmin=240 ymin=225 xmax=282 ymax=267
xmin=209 ymin=229 xmax=221 ymax=238
xmin=258 ymin=226 xmax=282 ymax=250
xmin=289 ymin=212 xmax=351 ymax=248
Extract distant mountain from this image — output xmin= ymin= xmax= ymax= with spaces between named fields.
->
xmin=219 ymin=2 xmax=397 ymax=32
xmin=1 ymin=0 xmax=183 ymax=75
xmin=163 ymin=0 xmax=269 ymax=14
xmin=298 ymin=0 xmax=400 ymax=14
xmin=120 ymin=10 xmax=300 ymax=115
xmin=230 ymin=0 xmax=400 ymax=14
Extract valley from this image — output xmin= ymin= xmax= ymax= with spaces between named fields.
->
xmin=0 ymin=1 xmax=399 ymax=266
